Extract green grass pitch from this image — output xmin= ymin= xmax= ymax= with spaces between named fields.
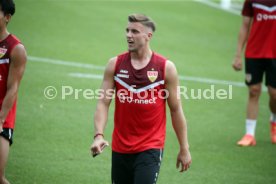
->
xmin=6 ymin=0 xmax=276 ymax=183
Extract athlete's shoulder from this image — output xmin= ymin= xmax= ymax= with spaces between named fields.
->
xmin=165 ymin=60 xmax=176 ymax=72
xmin=117 ymin=51 xmax=129 ymax=58
xmin=242 ymin=0 xmax=254 ymax=17
xmin=106 ymin=56 xmax=117 ymax=70
xmin=9 ymin=34 xmax=21 ymax=42
xmin=9 ymin=34 xmax=25 ymax=56
xmin=2 ymin=34 xmax=25 ymax=59
xmin=11 ymin=44 xmax=26 ymax=57
xmin=116 ymin=51 xmax=130 ymax=63
xmin=165 ymin=60 xmax=177 ymax=78
xmin=114 ymin=52 xmax=130 ymax=71
xmin=9 ymin=43 xmax=27 ymax=67
xmin=6 ymin=34 xmax=21 ymax=47
xmin=153 ymin=52 xmax=167 ymax=61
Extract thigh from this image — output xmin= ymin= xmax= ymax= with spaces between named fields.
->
xmin=133 ymin=149 xmax=163 ymax=184
xmin=112 ymin=151 xmax=133 ymax=184
xmin=245 ymin=58 xmax=265 ymax=86
xmin=265 ymin=59 xmax=276 ymax=88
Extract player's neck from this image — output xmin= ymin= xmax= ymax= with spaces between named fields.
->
xmin=130 ymin=46 xmax=152 ymax=62
xmin=0 ymin=27 xmax=9 ymax=42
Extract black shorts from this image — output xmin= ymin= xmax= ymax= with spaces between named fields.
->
xmin=0 ymin=128 xmax=14 ymax=145
xmin=245 ymin=58 xmax=276 ymax=88
xmin=112 ymin=149 xmax=163 ymax=184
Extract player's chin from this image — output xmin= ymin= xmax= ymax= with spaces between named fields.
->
xmin=128 ymin=47 xmax=137 ymax=52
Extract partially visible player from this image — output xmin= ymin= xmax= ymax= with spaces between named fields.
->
xmin=232 ymin=0 xmax=276 ymax=146
xmin=91 ymin=14 xmax=191 ymax=184
xmin=0 ymin=0 xmax=27 ymax=183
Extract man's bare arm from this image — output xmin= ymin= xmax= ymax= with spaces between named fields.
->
xmin=94 ymin=57 xmax=116 ymax=134
xmin=91 ymin=57 xmax=116 ymax=155
xmin=233 ymin=16 xmax=252 ymax=71
xmin=0 ymin=44 xmax=27 ymax=129
xmin=165 ymin=60 xmax=191 ymax=172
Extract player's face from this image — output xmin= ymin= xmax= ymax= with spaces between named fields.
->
xmin=0 ymin=10 xmax=11 ymax=29
xmin=126 ymin=22 xmax=152 ymax=52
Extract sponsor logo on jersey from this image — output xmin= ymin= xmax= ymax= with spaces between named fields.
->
xmin=0 ymin=48 xmax=7 ymax=58
xmin=120 ymin=69 xmax=128 ymax=74
xmin=117 ymin=69 xmax=129 ymax=78
xmin=257 ymin=13 xmax=276 ymax=21
xmin=147 ymin=70 xmax=158 ymax=83
xmin=118 ymin=94 xmax=157 ymax=104
xmin=117 ymin=74 xmax=129 ymax=78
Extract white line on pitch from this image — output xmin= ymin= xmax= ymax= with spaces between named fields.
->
xmin=194 ymin=0 xmax=240 ymax=15
xmin=28 ymin=55 xmax=244 ymax=87
xmin=28 ymin=56 xmax=105 ymax=70
xmin=69 ymin=72 xmax=246 ymax=87
xmin=69 ymin=72 xmax=267 ymax=92
xmin=69 ymin=73 xmax=103 ymax=79
xmin=179 ymin=75 xmax=244 ymax=87
xmin=28 ymin=55 xmax=267 ymax=91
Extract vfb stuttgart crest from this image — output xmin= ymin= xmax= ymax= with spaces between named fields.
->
xmin=147 ymin=70 xmax=158 ymax=82
xmin=0 ymin=48 xmax=7 ymax=58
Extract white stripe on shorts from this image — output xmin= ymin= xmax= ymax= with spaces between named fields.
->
xmin=9 ymin=129 xmax=11 ymax=139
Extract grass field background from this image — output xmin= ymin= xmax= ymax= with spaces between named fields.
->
xmin=5 ymin=0 xmax=276 ymax=183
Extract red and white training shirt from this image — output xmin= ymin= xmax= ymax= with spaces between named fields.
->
xmin=0 ymin=34 xmax=21 ymax=129
xmin=112 ymin=52 xmax=167 ymax=153
xmin=242 ymin=0 xmax=276 ymax=58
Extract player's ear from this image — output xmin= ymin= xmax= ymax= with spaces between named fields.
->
xmin=147 ymin=32 xmax=153 ymax=40
xmin=5 ymin=14 xmax=12 ymax=24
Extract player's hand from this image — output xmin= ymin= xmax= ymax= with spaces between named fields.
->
xmin=90 ymin=136 xmax=109 ymax=157
xmin=232 ymin=56 xmax=243 ymax=71
xmin=176 ymin=148 xmax=192 ymax=173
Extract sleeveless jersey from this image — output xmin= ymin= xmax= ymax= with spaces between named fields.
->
xmin=112 ymin=52 xmax=167 ymax=153
xmin=0 ymin=34 xmax=21 ymax=129
xmin=242 ymin=0 xmax=276 ymax=58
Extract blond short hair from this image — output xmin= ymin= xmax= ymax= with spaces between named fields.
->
xmin=128 ymin=14 xmax=156 ymax=32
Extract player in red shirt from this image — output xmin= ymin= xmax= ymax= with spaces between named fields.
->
xmin=233 ymin=0 xmax=276 ymax=146
xmin=91 ymin=14 xmax=191 ymax=183
xmin=0 ymin=0 xmax=27 ymax=183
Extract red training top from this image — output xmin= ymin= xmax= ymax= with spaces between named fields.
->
xmin=242 ymin=0 xmax=276 ymax=58
xmin=112 ymin=52 xmax=167 ymax=153
xmin=0 ymin=34 xmax=21 ymax=129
